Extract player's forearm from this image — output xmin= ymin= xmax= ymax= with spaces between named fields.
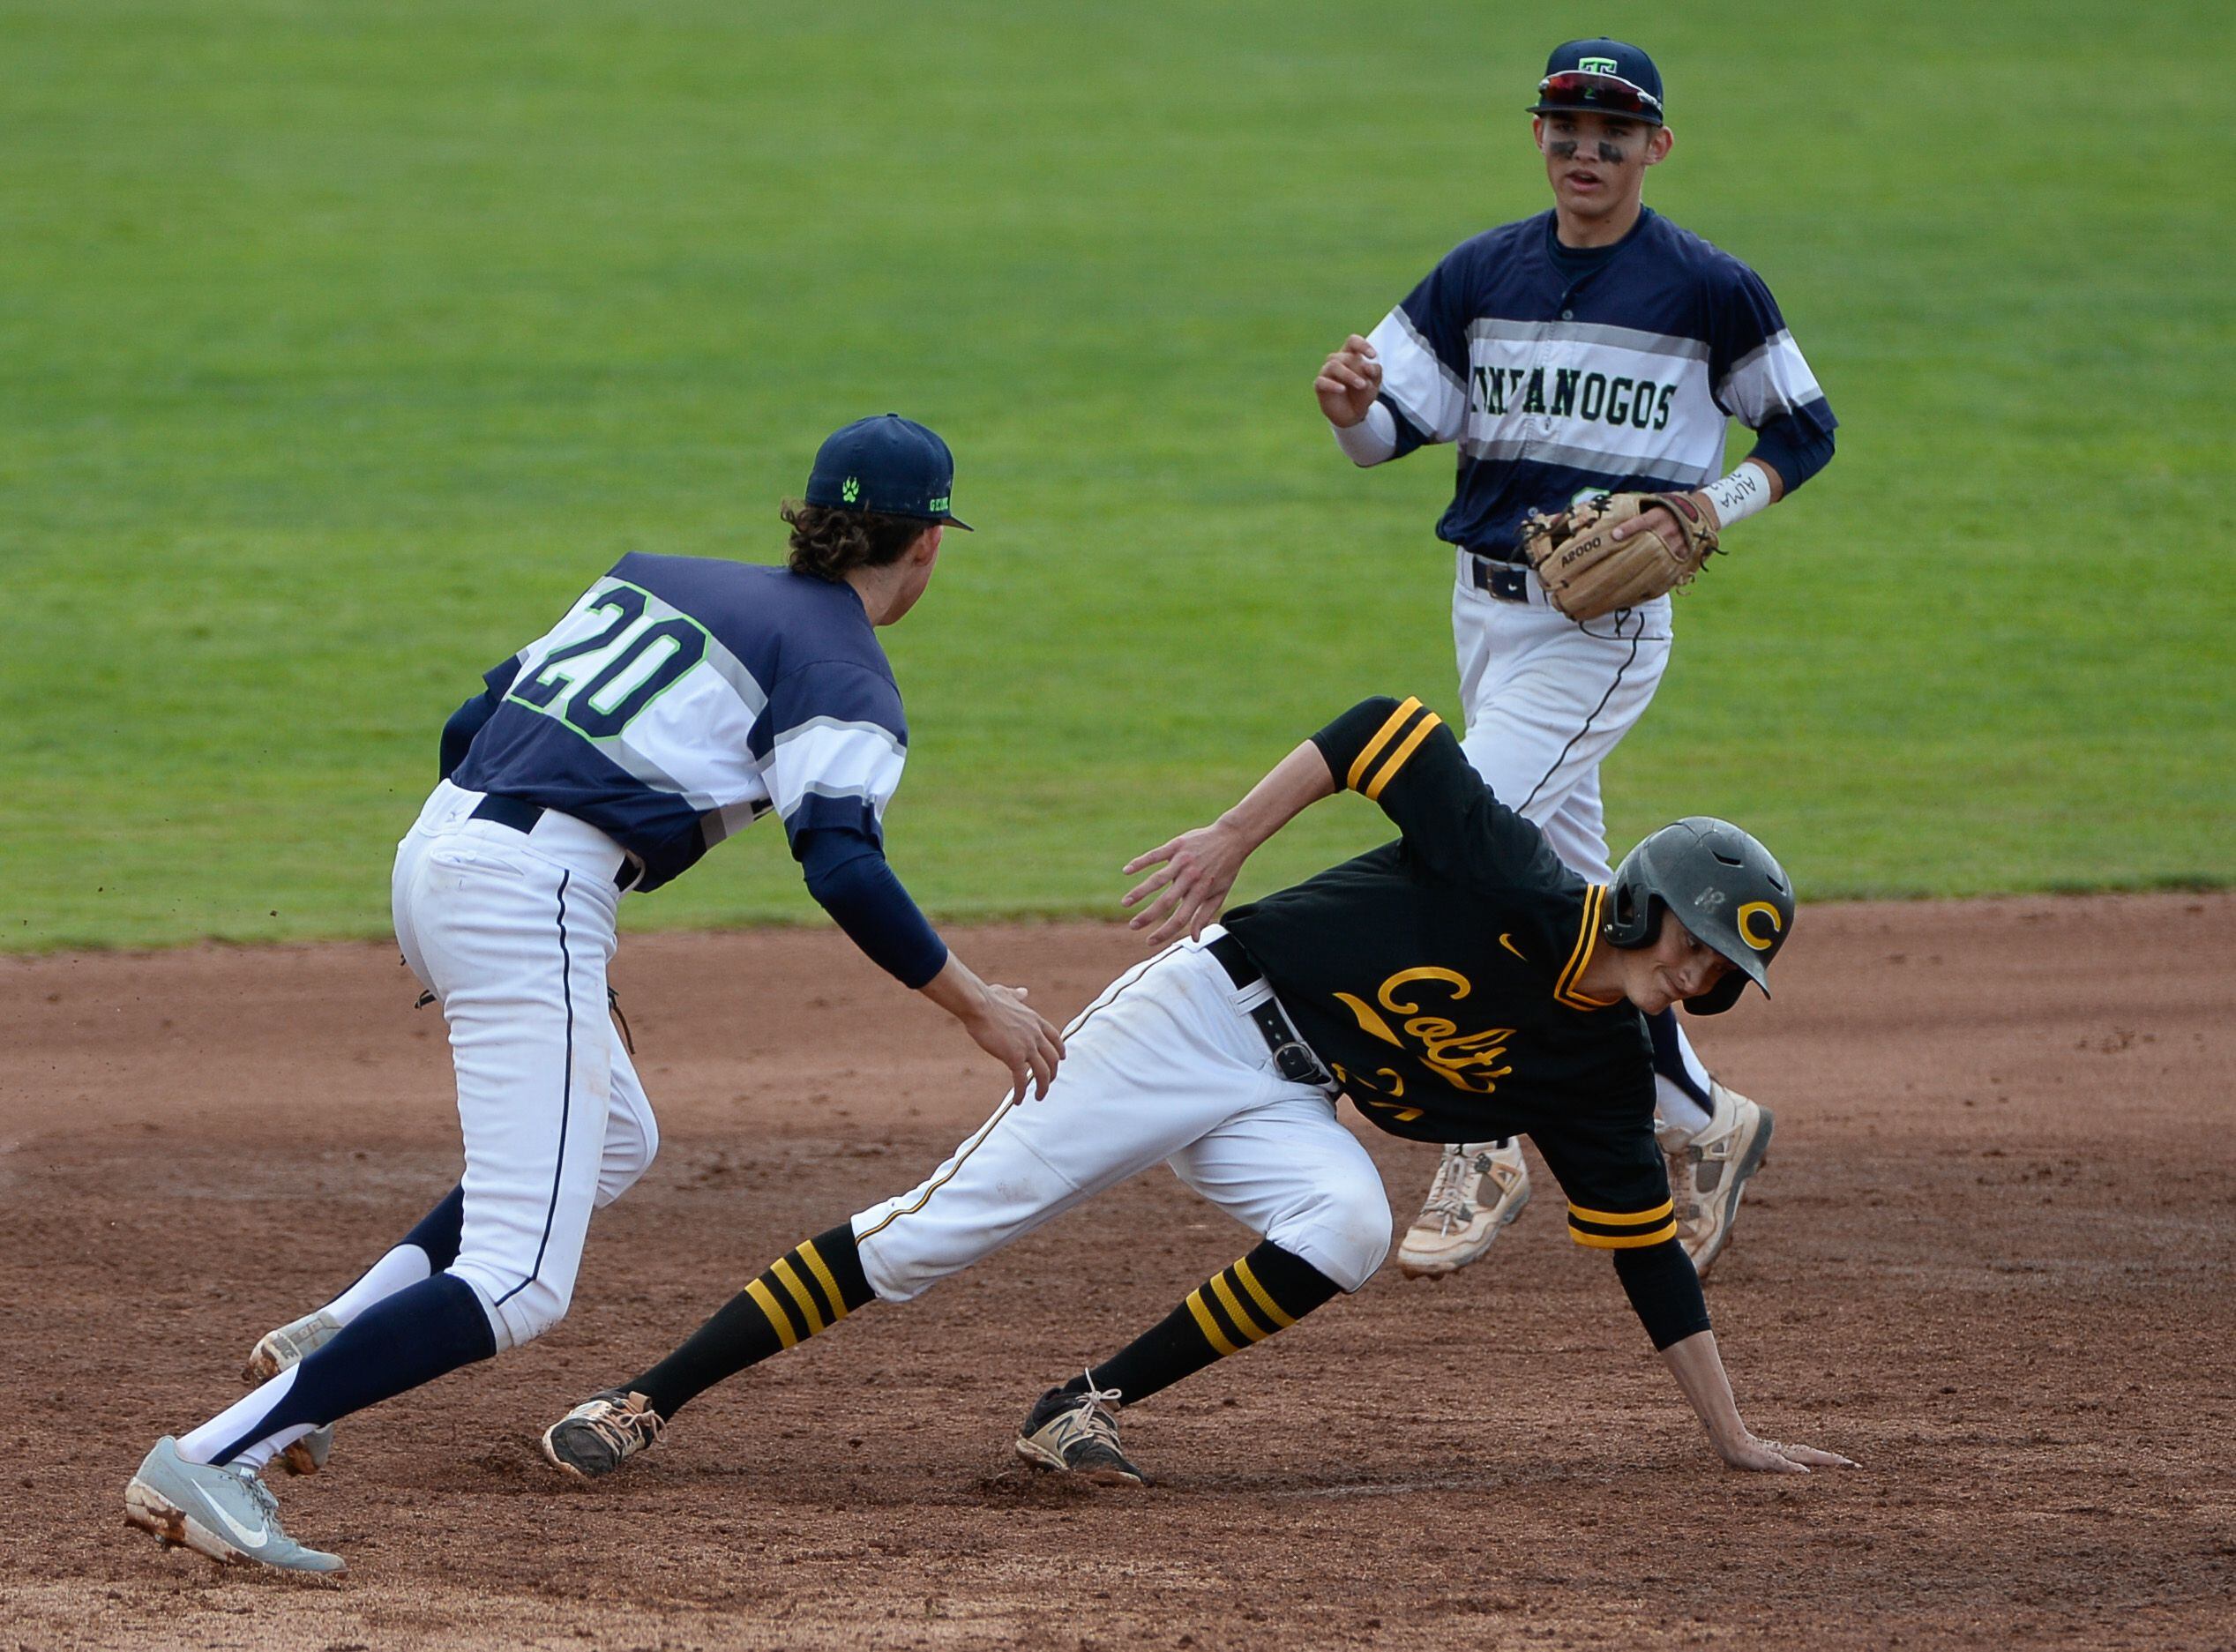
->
xmin=1694 ymin=457 xmax=1783 ymax=532
xmin=1659 ymin=1329 xmax=1753 ymax=1457
xmin=1216 ymin=740 xmax=1339 ymax=857
xmin=798 ymin=829 xmax=947 ymax=988
xmin=1329 ymin=400 xmax=1398 ymax=466
xmin=1740 ymin=408 xmax=1835 ymax=502
xmin=917 ymin=952 xmax=998 ymax=1026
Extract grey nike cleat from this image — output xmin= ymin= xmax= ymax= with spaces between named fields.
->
xmin=123 ymin=1437 xmax=345 ymax=1574
xmin=1014 ymin=1378 xmax=1148 ymax=1485
xmin=542 ymin=1389 xmax=666 ymax=1481
xmin=243 ymin=1308 xmax=341 ymax=1476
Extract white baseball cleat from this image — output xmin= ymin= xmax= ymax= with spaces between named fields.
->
xmin=123 ymin=1437 xmax=345 ymax=1574
xmin=1662 ymin=1080 xmax=1774 ymax=1278
xmin=1396 ymin=1140 xmax=1532 ymax=1279
xmin=243 ymin=1309 xmax=341 ymax=1476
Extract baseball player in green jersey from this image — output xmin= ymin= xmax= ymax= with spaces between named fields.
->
xmin=536 ymin=694 xmax=1851 ymax=1486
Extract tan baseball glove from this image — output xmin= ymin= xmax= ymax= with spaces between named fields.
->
xmin=1521 ymin=491 xmax=1722 ymax=622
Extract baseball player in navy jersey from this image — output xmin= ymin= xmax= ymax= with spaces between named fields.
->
xmin=122 ymin=415 xmax=1066 ymax=1572
xmin=1313 ymin=38 xmax=1837 ymax=1280
xmin=533 ymin=695 xmax=1852 ymax=1487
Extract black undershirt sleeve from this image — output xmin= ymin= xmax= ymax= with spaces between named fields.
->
xmin=1612 ymin=1238 xmax=1712 ymax=1351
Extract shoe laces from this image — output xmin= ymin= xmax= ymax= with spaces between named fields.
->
xmin=577 ymin=1395 xmax=662 ymax=1455
xmin=228 ymin=1464 xmax=281 ymax=1520
xmin=1060 ymin=1372 xmax=1125 ymax=1448
xmin=1420 ymin=1148 xmax=1478 ymax=1229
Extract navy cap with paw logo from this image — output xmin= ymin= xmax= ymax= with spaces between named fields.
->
xmin=804 ymin=414 xmax=972 ymax=529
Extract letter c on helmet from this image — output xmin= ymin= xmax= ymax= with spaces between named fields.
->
xmin=1736 ymin=900 xmax=1783 ymax=953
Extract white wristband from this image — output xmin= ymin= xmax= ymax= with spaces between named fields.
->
xmin=1699 ymin=462 xmax=1773 ymax=528
xmin=1330 ymin=400 xmax=1397 ymax=467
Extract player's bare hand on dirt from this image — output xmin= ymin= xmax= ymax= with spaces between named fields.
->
xmin=1718 ymin=1433 xmax=1858 ymax=1474
xmin=968 ymin=983 xmax=1066 ymax=1102
xmin=1122 ymin=820 xmax=1247 ymax=944
xmin=1314 ymin=335 xmax=1382 ymax=427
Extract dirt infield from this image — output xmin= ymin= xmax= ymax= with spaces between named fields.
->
xmin=4 ymin=894 xmax=2232 ymax=1649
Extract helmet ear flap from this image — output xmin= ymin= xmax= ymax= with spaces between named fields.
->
xmin=1603 ymin=875 xmax=1658 ymax=950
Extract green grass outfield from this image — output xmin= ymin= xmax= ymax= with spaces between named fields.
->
xmin=4 ymin=0 xmax=2231 ymax=951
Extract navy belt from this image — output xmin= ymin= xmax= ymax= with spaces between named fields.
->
xmin=1469 ymin=556 xmax=1531 ymax=603
xmin=468 ymin=795 xmax=639 ymax=890
xmin=1207 ymin=932 xmax=1334 ymax=1087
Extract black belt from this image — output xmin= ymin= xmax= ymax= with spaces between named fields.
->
xmin=1469 ymin=556 xmax=1531 ymax=603
xmin=1207 ymin=932 xmax=1334 ymax=1087
xmin=468 ymin=795 xmax=639 ymax=891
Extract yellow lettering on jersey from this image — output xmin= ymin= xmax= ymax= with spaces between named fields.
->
xmin=1333 ymin=1060 xmax=1407 ymax=1098
xmin=1379 ymin=969 xmax=1514 ymax=1094
xmin=1335 ymin=968 xmax=1520 ymax=1095
xmin=1334 ymin=992 xmax=1404 ymax=1046
xmin=1380 ymin=966 xmax=1471 ymax=1011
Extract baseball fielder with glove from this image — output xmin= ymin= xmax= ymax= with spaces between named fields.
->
xmin=1314 ymin=38 xmax=1837 ymax=1281
xmin=537 ymin=694 xmax=1851 ymax=1488
xmin=121 ymin=417 xmax=1065 ymax=1573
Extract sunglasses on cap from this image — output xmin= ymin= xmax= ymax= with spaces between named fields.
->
xmin=1534 ymin=71 xmax=1664 ymax=122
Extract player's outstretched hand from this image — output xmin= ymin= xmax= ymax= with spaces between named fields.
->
xmin=1122 ymin=819 xmax=1248 ymax=946
xmin=1314 ymin=334 xmax=1382 ymax=428
xmin=967 ymin=983 xmax=1066 ymax=1103
xmin=1717 ymin=1432 xmax=1859 ymax=1475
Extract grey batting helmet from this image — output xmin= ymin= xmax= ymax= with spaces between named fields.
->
xmin=1603 ymin=817 xmax=1793 ymax=1015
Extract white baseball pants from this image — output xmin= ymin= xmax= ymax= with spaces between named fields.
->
xmin=1449 ymin=553 xmax=1673 ymax=883
xmin=393 ymin=781 xmax=661 ymax=1351
xmin=852 ymin=932 xmax=1393 ymax=1302
xmin=1449 ymin=557 xmax=1714 ymax=1118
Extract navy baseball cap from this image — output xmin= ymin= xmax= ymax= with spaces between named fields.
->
xmin=804 ymin=414 xmax=972 ymax=530
xmin=1530 ymin=39 xmax=1665 ymax=125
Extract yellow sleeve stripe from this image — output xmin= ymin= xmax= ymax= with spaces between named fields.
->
xmin=744 ymin=1277 xmax=799 ymax=1349
xmin=1210 ymin=1274 xmax=1273 ymax=1345
xmin=1231 ymin=1259 xmax=1297 ymax=1330
xmin=1362 ymin=712 xmax=1444 ymax=801
xmin=1555 ymin=884 xmax=1614 ymax=1009
xmin=1571 ymin=1222 xmax=1680 ymax=1249
xmin=1568 ymin=1198 xmax=1676 ymax=1226
xmin=1345 ymin=697 xmax=1423 ymax=792
xmin=769 ymin=1257 xmax=826 ymax=1335
xmin=796 ymin=1239 xmax=850 ymax=1323
xmin=1185 ymin=1289 xmax=1242 ymax=1357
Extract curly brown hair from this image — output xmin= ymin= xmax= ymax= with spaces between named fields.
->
xmin=781 ymin=500 xmax=932 ymax=582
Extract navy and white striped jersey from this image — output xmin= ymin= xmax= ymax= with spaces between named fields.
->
xmin=452 ymin=555 xmax=909 ymax=894
xmin=1370 ymin=208 xmax=1836 ymax=559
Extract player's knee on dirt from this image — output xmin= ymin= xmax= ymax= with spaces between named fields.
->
xmin=1264 ymin=1171 xmax=1393 ymax=1293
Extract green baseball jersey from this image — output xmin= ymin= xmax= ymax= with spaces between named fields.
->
xmin=1224 ymin=694 xmax=1673 ymax=1252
